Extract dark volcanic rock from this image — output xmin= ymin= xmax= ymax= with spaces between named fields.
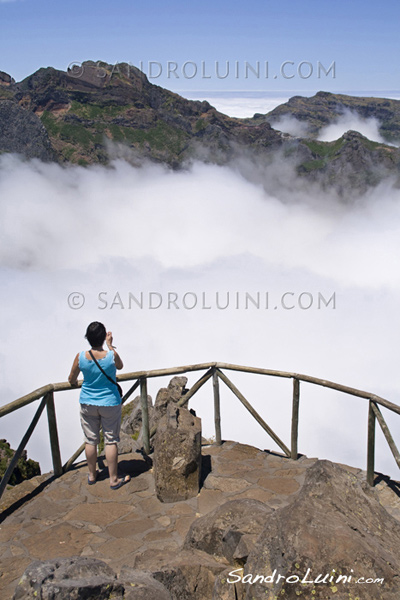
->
xmin=0 ymin=439 xmax=41 ymax=486
xmin=121 ymin=393 xmax=153 ymax=436
xmin=265 ymin=90 xmax=400 ymax=142
xmin=154 ymin=376 xmax=189 ymax=425
xmin=298 ymin=130 xmax=400 ymax=194
xmin=2 ymin=63 xmax=400 ymax=194
xmin=243 ymin=460 xmax=400 ymax=600
xmin=184 ymin=498 xmax=273 ymax=564
xmin=212 ymin=568 xmax=246 ymax=600
xmin=153 ymin=403 xmax=201 ymax=502
xmin=13 ymin=557 xmax=124 ymax=600
xmin=119 ymin=567 xmax=172 ymax=599
xmin=0 ymin=100 xmax=55 ymax=160
xmin=116 ymin=432 xmax=141 ymax=455
xmin=118 ymin=393 xmax=154 ymax=453
xmin=153 ymin=550 xmax=227 ymax=600
xmin=7 ymin=446 xmax=400 ymax=600
xmin=13 ymin=559 xmax=174 ymax=600
xmin=0 ymin=71 xmax=15 ymax=86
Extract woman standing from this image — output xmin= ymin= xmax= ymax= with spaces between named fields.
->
xmin=68 ymin=322 xmax=130 ymax=490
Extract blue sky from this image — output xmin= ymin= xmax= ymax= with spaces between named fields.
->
xmin=0 ymin=0 xmax=398 ymax=95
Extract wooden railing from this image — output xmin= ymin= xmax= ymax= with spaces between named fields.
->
xmin=1 ymin=361 xmax=400 ymax=499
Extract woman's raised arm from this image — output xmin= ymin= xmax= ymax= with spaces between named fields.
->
xmin=68 ymin=353 xmax=80 ymax=385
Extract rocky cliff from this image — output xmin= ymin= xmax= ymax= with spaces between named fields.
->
xmin=2 ymin=62 xmax=400 ymax=197
xmin=1 ymin=377 xmax=400 ymax=599
xmin=264 ymin=90 xmax=400 ymax=141
xmin=0 ymin=439 xmax=40 ymax=487
xmin=1 ymin=441 xmax=400 ymax=600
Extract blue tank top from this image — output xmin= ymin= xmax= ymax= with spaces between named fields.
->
xmin=79 ymin=351 xmax=121 ymax=406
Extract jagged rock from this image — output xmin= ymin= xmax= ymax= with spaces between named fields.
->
xmin=12 ymin=557 xmax=124 ymax=599
xmin=154 ymin=376 xmax=189 ymax=425
xmin=212 ymin=568 xmax=245 ymax=600
xmin=117 ymin=432 xmax=141 ymax=454
xmin=5 ymin=444 xmax=400 ymax=600
xmin=153 ymin=403 xmax=201 ymax=502
xmin=119 ymin=567 xmax=172 ymax=599
xmin=243 ymin=460 xmax=400 ymax=600
xmin=121 ymin=393 xmax=153 ymax=436
xmin=0 ymin=100 xmax=55 ymax=161
xmin=297 ymin=129 xmax=400 ymax=194
xmin=184 ymin=499 xmax=272 ymax=564
xmin=153 ymin=550 xmax=227 ymax=600
xmin=0 ymin=439 xmax=41 ymax=486
xmin=117 ymin=393 xmax=154 ymax=453
xmin=0 ymin=71 xmax=15 ymax=86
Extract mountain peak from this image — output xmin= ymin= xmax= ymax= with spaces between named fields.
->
xmin=1 ymin=63 xmax=400 ymax=197
xmin=0 ymin=71 xmax=15 ymax=86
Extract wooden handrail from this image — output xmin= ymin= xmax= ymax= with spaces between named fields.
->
xmin=217 ymin=363 xmax=400 ymax=416
xmin=2 ymin=361 xmax=399 ymax=417
xmin=0 ymin=361 xmax=399 ymax=496
xmin=0 ymin=384 xmax=56 ymax=418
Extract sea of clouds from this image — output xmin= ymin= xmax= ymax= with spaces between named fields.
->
xmin=1 ymin=97 xmax=400 ymax=480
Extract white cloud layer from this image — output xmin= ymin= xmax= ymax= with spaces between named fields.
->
xmin=0 ymin=154 xmax=399 ymax=481
xmin=270 ymin=114 xmax=311 ymax=137
xmin=318 ymin=108 xmax=388 ymax=144
xmin=183 ymin=93 xmax=289 ymax=118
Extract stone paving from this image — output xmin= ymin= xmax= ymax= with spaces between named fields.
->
xmin=0 ymin=441 xmax=399 ymax=599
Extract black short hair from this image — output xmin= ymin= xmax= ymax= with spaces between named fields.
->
xmin=85 ymin=322 xmax=106 ymax=347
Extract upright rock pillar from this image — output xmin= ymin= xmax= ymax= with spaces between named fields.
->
xmin=153 ymin=404 xmax=201 ymax=502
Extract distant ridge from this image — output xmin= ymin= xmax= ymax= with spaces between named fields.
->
xmin=1 ymin=61 xmax=400 ymax=197
xmin=264 ymin=90 xmax=400 ymax=140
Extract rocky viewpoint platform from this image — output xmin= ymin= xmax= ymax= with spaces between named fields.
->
xmin=1 ymin=441 xmax=400 ymax=599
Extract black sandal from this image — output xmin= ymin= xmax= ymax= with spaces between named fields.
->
xmin=110 ymin=474 xmax=130 ymax=490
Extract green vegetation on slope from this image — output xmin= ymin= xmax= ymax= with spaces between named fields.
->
xmin=40 ymin=102 xmax=189 ymax=164
xmin=0 ymin=440 xmax=41 ymax=486
xmin=69 ymin=100 xmax=130 ymax=119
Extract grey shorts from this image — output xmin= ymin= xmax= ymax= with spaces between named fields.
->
xmin=80 ymin=403 xmax=121 ymax=445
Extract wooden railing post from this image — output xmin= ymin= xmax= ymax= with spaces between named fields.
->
xmin=370 ymin=402 xmax=400 ymax=470
xmin=177 ymin=368 xmax=214 ymax=408
xmin=213 ymin=369 xmax=222 ymax=445
xmin=0 ymin=396 xmax=47 ymax=500
xmin=140 ymin=377 xmax=150 ymax=455
xmin=63 ymin=443 xmax=85 ymax=473
xmin=291 ymin=378 xmax=300 ymax=460
xmin=46 ymin=391 xmax=63 ymax=477
xmin=217 ymin=369 xmax=291 ymax=457
xmin=367 ymin=400 xmax=376 ymax=486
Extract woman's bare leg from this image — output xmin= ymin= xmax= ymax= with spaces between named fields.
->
xmin=105 ymin=443 xmax=119 ymax=485
xmin=106 ymin=443 xmax=130 ymax=488
xmin=85 ymin=443 xmax=98 ymax=481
